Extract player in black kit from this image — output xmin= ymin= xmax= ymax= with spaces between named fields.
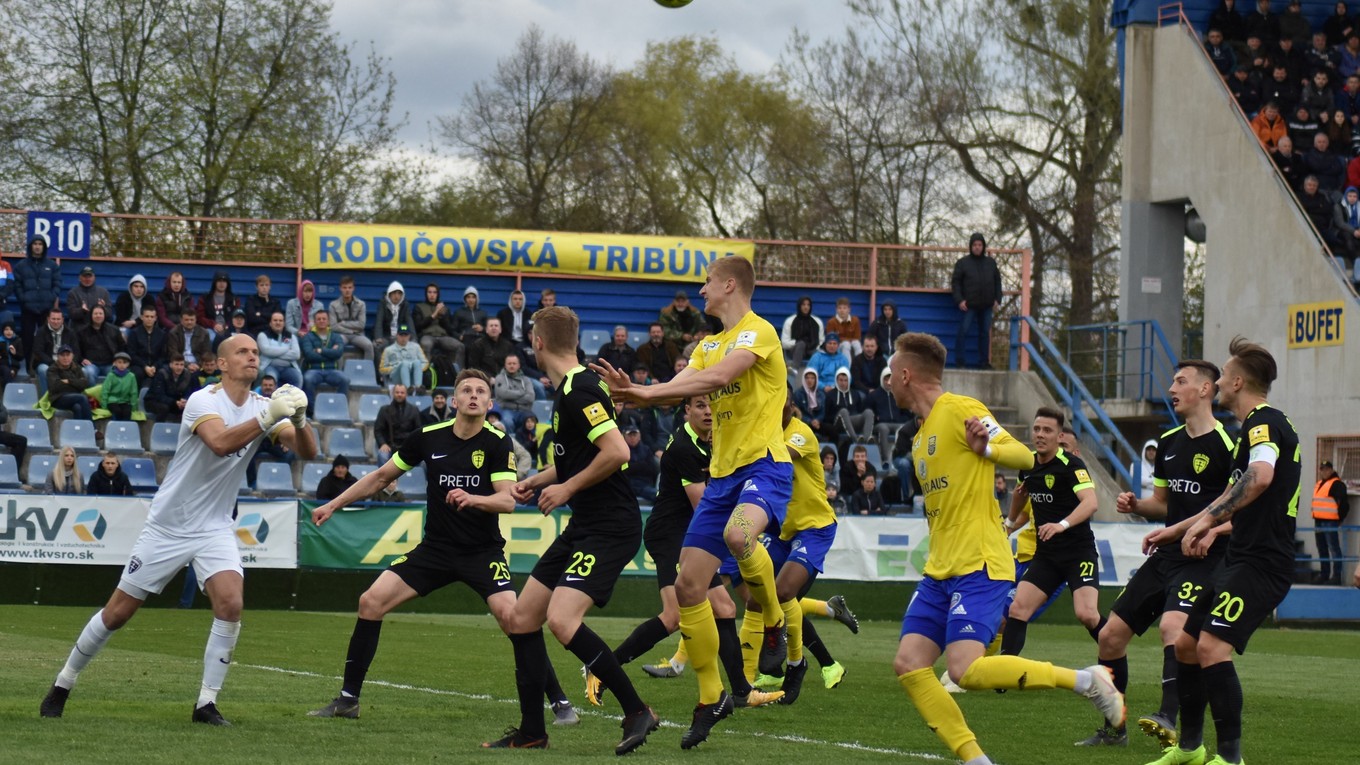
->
xmin=304 ymin=369 xmax=577 ymax=724
xmin=1000 ymin=407 xmax=1104 ymax=656
xmin=487 ymin=306 xmax=658 ymax=755
xmin=584 ymin=394 xmax=783 ymax=708
xmin=1140 ymin=338 xmax=1300 ymax=765
xmin=1076 ymin=361 xmax=1235 ymax=748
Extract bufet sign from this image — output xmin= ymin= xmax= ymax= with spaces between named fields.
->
xmin=1287 ymin=301 xmax=1345 ymax=349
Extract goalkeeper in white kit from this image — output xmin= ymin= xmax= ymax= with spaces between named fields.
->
xmin=39 ymin=335 xmax=317 ymax=725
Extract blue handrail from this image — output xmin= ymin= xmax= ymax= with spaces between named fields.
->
xmin=1009 ymin=316 xmax=1142 ymax=490
xmin=1065 ymin=320 xmax=1181 ymax=426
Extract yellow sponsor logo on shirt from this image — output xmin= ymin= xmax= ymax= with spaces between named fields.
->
xmin=1074 ymin=469 xmax=1091 ymax=483
xmin=584 ymin=402 xmax=609 ymax=426
xmin=1248 ymin=424 xmax=1269 ymax=446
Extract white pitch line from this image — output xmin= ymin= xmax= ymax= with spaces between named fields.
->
xmin=241 ymin=662 xmax=954 ymax=761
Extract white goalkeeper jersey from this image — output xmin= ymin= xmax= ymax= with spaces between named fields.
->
xmin=146 ymin=385 xmax=286 ymax=535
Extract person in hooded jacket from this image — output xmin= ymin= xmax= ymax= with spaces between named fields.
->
xmin=14 ymin=236 xmax=63 ymax=357
xmin=0 ymin=254 xmax=15 ymax=329
xmin=824 ymin=367 xmax=875 ymax=445
xmin=806 ymin=333 xmax=845 ymax=393
xmin=412 ymin=282 xmax=464 ymax=370
xmin=951 ymin=232 xmax=1003 ymax=369
xmin=780 ymin=295 xmax=823 ymax=367
xmin=450 ymin=285 xmax=488 ymax=346
xmin=496 ymin=288 xmax=534 ymax=352
xmin=372 ymin=281 xmax=412 ymax=382
xmin=195 ymin=271 xmax=238 ymax=338
xmin=285 ymin=279 xmax=318 ymax=338
xmin=1131 ymin=438 xmax=1157 ymax=501
xmin=1209 ymin=0 xmax=1245 ymax=44
xmin=257 ymin=311 xmax=303 ymax=389
xmin=868 ymin=301 xmax=908 ymax=351
xmin=793 ymin=368 xmax=828 ymax=438
xmin=154 ymin=272 xmax=194 ymax=332
xmin=114 ymin=274 xmax=151 ymax=331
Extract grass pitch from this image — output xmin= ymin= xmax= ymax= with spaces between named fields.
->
xmin=1 ymin=604 xmax=1354 ymax=763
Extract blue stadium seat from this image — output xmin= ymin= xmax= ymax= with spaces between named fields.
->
xmin=342 ymin=358 xmax=382 ymax=390
xmin=628 ymin=330 xmax=647 ymax=349
xmin=531 ymin=399 xmax=553 ymax=424
xmin=103 ymin=421 xmax=144 ymax=454
xmin=26 ymin=454 xmax=58 ymax=486
xmin=862 ymin=444 xmax=882 ymax=469
xmin=327 ymin=427 xmax=369 ymax=459
xmin=123 ymin=458 xmax=157 ymax=492
xmin=351 ymin=463 xmax=378 ymax=480
xmin=77 ymin=455 xmax=101 ymax=478
xmin=397 ymin=465 xmax=426 ymax=498
xmin=13 ymin=418 xmax=52 ymax=450
xmin=59 ymin=419 xmax=99 ymax=452
xmin=409 ymin=394 xmax=432 ymax=412
xmin=240 ymin=472 xmax=253 ymax=495
xmin=357 ymin=393 xmax=388 ymax=423
xmin=150 ymin=422 xmax=179 ymax=455
xmin=254 ymin=461 xmax=296 ymax=496
xmin=301 ymin=461 xmax=330 ymax=492
xmin=3 ymin=383 xmax=39 ymax=415
xmin=580 ymin=328 xmax=609 ymax=357
xmin=0 ymin=454 xmax=21 ymax=488
xmin=313 ymin=392 xmax=352 ymax=425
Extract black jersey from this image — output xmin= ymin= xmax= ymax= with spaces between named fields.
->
xmin=394 ymin=419 xmax=517 ymax=550
xmin=1019 ymin=448 xmax=1096 ymax=554
xmin=1226 ymin=404 xmax=1301 ymax=574
xmin=650 ymin=422 xmax=711 ymax=527
xmin=552 ymin=366 xmax=641 ymax=532
xmin=1153 ymin=421 xmax=1236 ymax=561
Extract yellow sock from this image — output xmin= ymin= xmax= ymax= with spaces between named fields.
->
xmin=672 ymin=636 xmax=688 ymax=668
xmin=958 ymin=655 xmax=1076 ymax=691
xmin=782 ymin=599 xmax=803 ymax=663
xmin=679 ymin=601 xmax=723 ymax=704
xmin=899 ymin=668 xmax=985 ymax=761
xmin=735 ymin=541 xmax=781 ymax=627
xmin=985 ymin=628 xmax=1003 ymax=657
xmin=740 ymin=609 xmax=763 ymax=682
xmin=800 ymin=598 xmax=828 ymax=619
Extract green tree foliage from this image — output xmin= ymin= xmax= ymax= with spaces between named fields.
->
xmin=851 ymin=0 xmax=1122 ymax=328
xmin=0 ymin=0 xmax=407 ymax=223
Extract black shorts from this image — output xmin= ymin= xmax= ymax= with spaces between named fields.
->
xmin=388 ymin=543 xmax=516 ymax=600
xmin=1183 ymin=559 xmax=1291 ymax=654
xmin=532 ymin=521 xmax=640 ymax=607
xmin=1111 ymin=554 xmax=1221 ymax=636
xmin=644 ymin=515 xmax=687 ymax=590
xmin=1023 ymin=545 xmax=1099 ymax=596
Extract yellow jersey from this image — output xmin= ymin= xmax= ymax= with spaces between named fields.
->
xmin=912 ymin=392 xmax=1032 ymax=581
xmin=781 ymin=417 xmax=837 ymax=539
xmin=689 ymin=311 xmax=790 ymax=478
xmin=1015 ymin=499 xmax=1036 ymax=563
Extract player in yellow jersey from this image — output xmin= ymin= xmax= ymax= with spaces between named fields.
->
xmin=591 ymin=256 xmax=798 ymax=749
xmin=886 ymin=333 xmax=1124 ymax=765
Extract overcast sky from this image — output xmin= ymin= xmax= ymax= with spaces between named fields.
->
xmin=329 ymin=0 xmax=863 ymax=148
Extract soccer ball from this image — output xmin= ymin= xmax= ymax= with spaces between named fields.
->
xmin=654 ymin=0 xmax=693 ymax=7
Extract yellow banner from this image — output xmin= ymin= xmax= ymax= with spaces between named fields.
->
xmin=302 ymin=223 xmax=753 ymax=283
xmin=1286 ymin=300 xmax=1345 ymax=348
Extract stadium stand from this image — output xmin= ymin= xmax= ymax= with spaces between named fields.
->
xmin=3 ymin=383 xmax=39 ymax=416
xmin=254 ymin=461 xmax=297 ymax=496
xmin=13 ymin=419 xmax=51 ymax=450
xmin=396 ymin=464 xmax=426 ymax=498
xmin=58 ymin=420 xmax=99 ymax=452
xmin=341 ymin=358 xmax=382 ymax=391
xmin=149 ymin=423 xmax=179 ymax=455
xmin=356 ymin=393 xmax=388 ymax=424
xmin=26 ymin=454 xmax=58 ymax=486
xmin=301 ymin=461 xmax=330 ymax=492
xmin=0 ymin=454 xmax=21 ymax=489
xmin=327 ymin=427 xmax=369 ymax=460
xmin=123 ymin=458 xmax=158 ymax=492
xmin=312 ymin=393 xmax=353 ymax=425
xmin=102 ymin=421 xmax=144 ymax=454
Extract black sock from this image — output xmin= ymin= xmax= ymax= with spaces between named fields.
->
xmin=1158 ymin=645 xmax=1179 ymax=719
xmin=341 ymin=618 xmax=383 ymax=698
xmin=1087 ymin=614 xmax=1108 ymax=643
xmin=613 ymin=616 xmax=673 ymax=666
xmin=1203 ymin=662 xmax=1243 ymax=762
xmin=542 ymin=655 xmax=567 ymax=705
xmin=509 ymin=631 xmax=548 ymax=738
xmin=1100 ymin=655 xmax=1129 ymax=695
xmin=1177 ymin=661 xmax=1207 ymax=750
xmin=802 ymin=619 xmax=835 ymax=667
xmin=1000 ymin=616 xmax=1029 ymax=655
xmin=566 ymin=623 xmax=644 ymax=715
xmin=716 ymin=617 xmax=750 ymax=695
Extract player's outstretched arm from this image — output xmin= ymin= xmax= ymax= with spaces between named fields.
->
xmin=1117 ymin=487 xmax=1169 ymax=520
xmin=1003 ymin=487 xmax=1030 ymax=532
xmin=312 ymin=461 xmax=405 ymax=526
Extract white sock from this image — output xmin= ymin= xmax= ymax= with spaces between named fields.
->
xmin=56 ymin=610 xmax=115 ymax=689
xmin=823 ymin=603 xmax=835 ymax=617
xmin=1073 ymin=669 xmax=1093 ymax=695
xmin=197 ymin=618 xmax=241 ymax=708
xmin=670 ymin=657 xmax=687 ymax=672
xmin=963 ymin=756 xmax=994 ymax=765
xmin=788 ymin=658 xmax=806 ymax=667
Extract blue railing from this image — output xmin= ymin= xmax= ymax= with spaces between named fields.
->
xmin=1009 ymin=316 xmax=1142 ymax=490
xmin=1066 ymin=319 xmax=1182 ymax=426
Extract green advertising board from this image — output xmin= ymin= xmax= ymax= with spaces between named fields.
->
xmin=297 ymin=502 xmax=657 ymax=576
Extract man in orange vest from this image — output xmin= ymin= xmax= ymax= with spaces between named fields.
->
xmin=1312 ymin=460 xmax=1350 ymax=586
